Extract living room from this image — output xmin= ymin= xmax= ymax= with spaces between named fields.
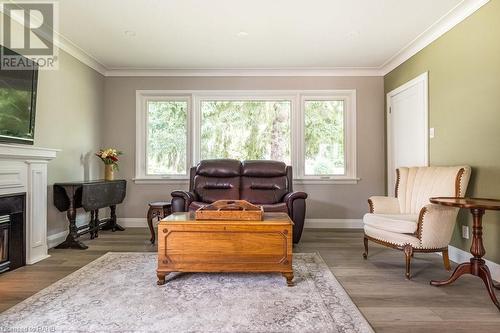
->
xmin=0 ymin=0 xmax=499 ymax=332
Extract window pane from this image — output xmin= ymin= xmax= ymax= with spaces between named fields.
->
xmin=304 ymin=100 xmax=345 ymax=175
xmin=147 ymin=100 xmax=187 ymax=175
xmin=201 ymin=101 xmax=291 ymax=164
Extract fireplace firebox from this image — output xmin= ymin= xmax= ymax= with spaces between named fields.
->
xmin=0 ymin=193 xmax=25 ymax=273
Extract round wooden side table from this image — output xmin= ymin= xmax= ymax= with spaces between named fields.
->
xmin=147 ymin=202 xmax=172 ymax=244
xmin=429 ymin=197 xmax=500 ymax=311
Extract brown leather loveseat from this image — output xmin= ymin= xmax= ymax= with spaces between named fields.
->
xmin=171 ymin=159 xmax=308 ymax=243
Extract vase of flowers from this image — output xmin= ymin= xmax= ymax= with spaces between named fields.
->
xmin=96 ymin=148 xmax=123 ymax=181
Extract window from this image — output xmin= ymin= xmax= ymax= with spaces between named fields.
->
xmin=200 ymin=100 xmax=291 ymax=164
xmin=146 ymin=99 xmax=188 ymax=175
xmin=136 ymin=90 xmax=357 ymax=183
xmin=304 ymin=100 xmax=345 ymax=176
xmin=136 ymin=95 xmax=191 ymax=180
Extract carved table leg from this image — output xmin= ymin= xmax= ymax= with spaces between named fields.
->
xmin=478 ymin=264 xmax=500 ymax=310
xmin=282 ymin=272 xmax=294 ymax=287
xmin=101 ymin=205 xmax=125 ymax=232
xmin=430 ymin=262 xmax=471 ymax=286
xmin=157 ymin=272 xmax=169 ymax=285
xmin=89 ymin=210 xmax=95 ymax=239
xmin=56 ymin=199 xmax=88 ymax=250
xmin=147 ymin=207 xmax=156 ymax=244
xmin=404 ymin=244 xmax=413 ymax=280
xmin=94 ymin=209 xmax=99 ymax=238
xmin=430 ymin=208 xmax=499 ymax=311
xmin=362 ymin=236 xmax=368 ymax=259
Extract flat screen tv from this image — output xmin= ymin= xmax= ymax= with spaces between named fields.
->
xmin=0 ymin=46 xmax=38 ymax=145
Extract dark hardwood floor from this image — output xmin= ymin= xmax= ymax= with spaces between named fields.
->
xmin=1 ymin=228 xmax=499 ymax=332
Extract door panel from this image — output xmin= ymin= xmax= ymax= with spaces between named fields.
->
xmin=387 ymin=73 xmax=428 ymax=196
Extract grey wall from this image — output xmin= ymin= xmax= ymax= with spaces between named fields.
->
xmin=103 ymin=76 xmax=385 ymax=221
xmin=0 ymin=12 xmax=105 ymax=236
xmin=36 ymin=50 xmax=105 ymax=235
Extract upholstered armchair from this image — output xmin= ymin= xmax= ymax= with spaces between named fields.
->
xmin=363 ymin=166 xmax=471 ymax=279
xmin=171 ymin=159 xmax=308 ymax=243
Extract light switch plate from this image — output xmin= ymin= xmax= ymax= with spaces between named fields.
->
xmin=429 ymin=128 xmax=435 ymax=138
xmin=462 ymin=225 xmax=469 ymax=239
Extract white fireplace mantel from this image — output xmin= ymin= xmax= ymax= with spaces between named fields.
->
xmin=0 ymin=143 xmax=59 ymax=264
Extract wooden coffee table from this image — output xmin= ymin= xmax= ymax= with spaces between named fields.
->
xmin=156 ymin=212 xmax=294 ymax=286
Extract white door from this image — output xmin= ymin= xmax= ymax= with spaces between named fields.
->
xmin=387 ymin=72 xmax=429 ymax=196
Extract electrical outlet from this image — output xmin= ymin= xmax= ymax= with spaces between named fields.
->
xmin=462 ymin=225 xmax=470 ymax=239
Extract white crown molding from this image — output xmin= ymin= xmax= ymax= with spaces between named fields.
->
xmin=380 ymin=0 xmax=490 ymax=75
xmin=0 ymin=3 xmax=107 ymax=75
xmin=54 ymin=34 xmax=107 ymax=75
xmin=104 ymin=67 xmax=383 ymax=77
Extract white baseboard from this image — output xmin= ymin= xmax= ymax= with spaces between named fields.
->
xmin=118 ymin=218 xmax=148 ymax=227
xmin=117 ymin=217 xmax=364 ymax=229
xmin=305 ymin=218 xmax=363 ymax=228
xmin=47 ymin=230 xmax=68 ymax=249
xmin=447 ymin=245 xmax=500 ymax=282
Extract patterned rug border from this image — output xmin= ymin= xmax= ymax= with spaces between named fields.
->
xmin=0 ymin=252 xmax=130 ymax=315
xmin=1 ymin=252 xmax=374 ymax=332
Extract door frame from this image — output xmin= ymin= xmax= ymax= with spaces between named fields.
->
xmin=386 ymin=71 xmax=429 ymax=196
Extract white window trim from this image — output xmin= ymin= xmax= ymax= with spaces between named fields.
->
xmin=134 ymin=90 xmax=358 ymax=185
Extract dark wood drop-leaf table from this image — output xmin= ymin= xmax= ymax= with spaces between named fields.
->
xmin=429 ymin=197 xmax=500 ymax=311
xmin=53 ymin=180 xmax=127 ymax=249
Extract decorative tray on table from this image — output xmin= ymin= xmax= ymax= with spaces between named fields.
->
xmin=195 ymin=200 xmax=264 ymax=221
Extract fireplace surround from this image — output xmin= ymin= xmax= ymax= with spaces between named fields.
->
xmin=0 ymin=143 xmax=58 ymax=266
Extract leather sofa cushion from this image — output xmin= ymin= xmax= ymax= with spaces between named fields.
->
xmin=241 ymin=160 xmax=287 ymax=177
xmin=193 ymin=175 xmax=240 ymax=203
xmin=196 ymin=159 xmax=241 ymax=177
xmin=363 ymin=213 xmax=418 ymax=234
xmin=240 ymin=176 xmax=288 ymax=204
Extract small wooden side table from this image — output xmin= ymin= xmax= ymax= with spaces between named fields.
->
xmin=429 ymin=197 xmax=500 ymax=311
xmin=147 ymin=202 xmax=171 ymax=244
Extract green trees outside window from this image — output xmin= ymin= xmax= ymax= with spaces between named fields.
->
xmin=147 ymin=100 xmax=188 ymax=175
xmin=201 ymin=100 xmax=291 ymax=164
xmin=304 ymin=100 xmax=345 ymax=175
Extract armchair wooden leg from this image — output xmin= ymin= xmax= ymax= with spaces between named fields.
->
xmin=404 ymin=245 xmax=413 ymax=279
xmin=442 ymin=248 xmax=451 ymax=271
xmin=363 ymin=236 xmax=368 ymax=259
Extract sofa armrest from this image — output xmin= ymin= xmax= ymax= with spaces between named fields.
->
xmin=367 ymin=196 xmax=400 ymax=214
xmin=283 ymin=191 xmax=308 ymax=206
xmin=171 ymin=190 xmax=197 ymax=212
xmin=417 ymin=204 xmax=459 ymax=249
xmin=282 ymin=191 xmax=308 ymax=244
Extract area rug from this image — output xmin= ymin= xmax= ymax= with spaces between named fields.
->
xmin=0 ymin=253 xmax=373 ymax=333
